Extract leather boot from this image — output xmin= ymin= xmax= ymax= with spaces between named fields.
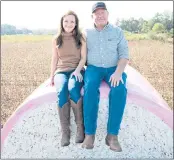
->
xmin=70 ymin=98 xmax=85 ymax=143
xmin=105 ymin=134 xmax=122 ymax=152
xmin=58 ymin=102 xmax=71 ymax=146
xmin=82 ymin=135 xmax=95 ymax=149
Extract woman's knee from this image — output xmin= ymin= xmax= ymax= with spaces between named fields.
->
xmin=54 ymin=73 xmax=68 ymax=88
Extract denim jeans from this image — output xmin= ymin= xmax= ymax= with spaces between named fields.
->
xmin=54 ymin=70 xmax=84 ymax=108
xmin=83 ymin=65 xmax=127 ymax=135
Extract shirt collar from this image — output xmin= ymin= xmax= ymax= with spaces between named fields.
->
xmin=94 ymin=22 xmax=110 ymax=32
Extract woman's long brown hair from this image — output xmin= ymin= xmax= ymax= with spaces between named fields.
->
xmin=56 ymin=10 xmax=84 ymax=49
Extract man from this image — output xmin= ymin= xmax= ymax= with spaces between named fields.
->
xmin=82 ymin=2 xmax=129 ymax=152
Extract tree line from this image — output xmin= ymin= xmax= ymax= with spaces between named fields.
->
xmin=116 ymin=11 xmax=173 ymax=34
xmin=1 ymin=11 xmax=173 ymax=35
xmin=1 ymin=24 xmax=57 ymax=35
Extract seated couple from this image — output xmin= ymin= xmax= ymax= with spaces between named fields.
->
xmin=50 ymin=2 xmax=129 ymax=152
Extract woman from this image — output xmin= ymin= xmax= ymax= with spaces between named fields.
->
xmin=50 ymin=11 xmax=86 ymax=147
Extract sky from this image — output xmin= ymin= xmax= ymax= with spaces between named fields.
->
xmin=1 ymin=1 xmax=173 ymax=30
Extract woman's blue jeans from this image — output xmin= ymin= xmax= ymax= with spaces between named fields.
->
xmin=54 ymin=70 xmax=84 ymax=108
xmin=83 ymin=65 xmax=127 ymax=135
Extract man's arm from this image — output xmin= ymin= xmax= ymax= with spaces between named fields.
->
xmin=109 ymin=28 xmax=129 ymax=87
xmin=114 ymin=58 xmax=128 ymax=78
xmin=115 ymin=28 xmax=129 ymax=76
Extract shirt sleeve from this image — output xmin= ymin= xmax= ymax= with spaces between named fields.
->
xmin=117 ymin=29 xmax=129 ymax=60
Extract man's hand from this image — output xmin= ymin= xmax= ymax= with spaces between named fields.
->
xmin=109 ymin=72 xmax=123 ymax=87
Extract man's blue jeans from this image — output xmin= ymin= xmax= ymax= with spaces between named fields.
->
xmin=54 ymin=70 xmax=84 ymax=108
xmin=83 ymin=65 xmax=127 ymax=135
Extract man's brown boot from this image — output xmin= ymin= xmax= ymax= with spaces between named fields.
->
xmin=82 ymin=135 xmax=95 ymax=149
xmin=70 ymin=98 xmax=85 ymax=143
xmin=105 ymin=134 xmax=122 ymax=152
xmin=58 ymin=102 xmax=71 ymax=146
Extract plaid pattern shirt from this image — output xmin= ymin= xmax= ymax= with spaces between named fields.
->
xmin=84 ymin=23 xmax=129 ymax=68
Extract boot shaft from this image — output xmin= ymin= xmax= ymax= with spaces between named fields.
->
xmin=70 ymin=98 xmax=83 ymax=125
xmin=58 ymin=102 xmax=71 ymax=131
xmin=70 ymin=98 xmax=85 ymax=143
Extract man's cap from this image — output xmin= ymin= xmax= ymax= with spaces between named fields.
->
xmin=92 ymin=2 xmax=107 ymax=13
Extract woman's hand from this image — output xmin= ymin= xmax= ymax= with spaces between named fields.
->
xmin=71 ymin=70 xmax=83 ymax=82
xmin=50 ymin=76 xmax=54 ymax=86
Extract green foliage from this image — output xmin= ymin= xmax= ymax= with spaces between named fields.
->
xmin=141 ymin=21 xmax=151 ymax=33
xmin=1 ymin=24 xmax=17 ymax=35
xmin=152 ymin=23 xmax=165 ymax=33
xmin=124 ymin=31 xmax=170 ymax=42
xmin=120 ymin=18 xmax=141 ymax=33
xmin=169 ymin=28 xmax=173 ymax=37
xmin=147 ymin=31 xmax=169 ymax=42
xmin=124 ymin=32 xmax=148 ymax=41
xmin=1 ymin=24 xmax=57 ymax=35
xmin=117 ymin=11 xmax=173 ymax=34
xmin=1 ymin=24 xmax=32 ymax=35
